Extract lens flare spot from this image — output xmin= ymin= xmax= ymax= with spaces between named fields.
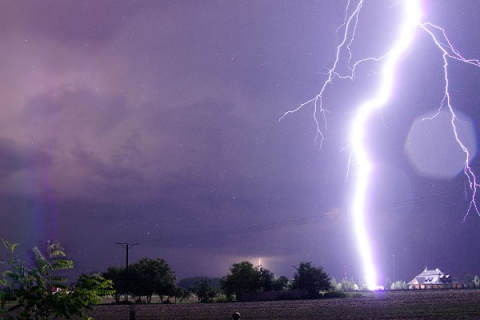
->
xmin=405 ymin=109 xmax=477 ymax=179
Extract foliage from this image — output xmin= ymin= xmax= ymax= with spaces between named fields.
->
xmin=192 ymin=278 xmax=217 ymax=303
xmin=474 ymin=275 xmax=480 ymax=288
xmin=385 ymin=277 xmax=392 ymax=290
xmin=259 ymin=268 xmax=289 ymax=291
xmin=322 ymin=290 xmax=346 ymax=298
xmin=102 ymin=266 xmax=126 ymax=303
xmin=221 ymin=261 xmax=260 ymax=298
xmin=391 ymin=280 xmax=407 ymax=290
xmin=330 ymin=277 xmax=341 ymax=292
xmin=463 ymin=274 xmax=480 ymax=288
xmin=463 ymin=273 xmax=475 ymax=288
xmin=129 ymin=258 xmax=176 ymax=303
xmin=177 ymin=277 xmax=221 ymax=290
xmin=103 ymin=258 xmax=177 ymax=304
xmin=221 ymin=261 xmax=289 ymax=300
xmin=74 ymin=273 xmax=115 ymax=305
xmin=0 ymin=240 xmax=112 ymax=320
xmin=340 ymin=278 xmax=359 ymax=291
xmin=273 ymin=276 xmax=290 ymax=291
xmin=173 ymin=286 xmax=191 ymax=303
xmin=291 ymin=261 xmax=331 ymax=298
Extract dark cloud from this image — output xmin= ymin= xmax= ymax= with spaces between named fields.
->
xmin=0 ymin=137 xmax=51 ymax=176
xmin=0 ymin=1 xmax=150 ymax=45
xmin=0 ymin=0 xmax=479 ymax=284
xmin=25 ymin=87 xmax=130 ymax=136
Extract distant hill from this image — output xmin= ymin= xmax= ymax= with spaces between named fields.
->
xmin=177 ymin=276 xmax=222 ymax=290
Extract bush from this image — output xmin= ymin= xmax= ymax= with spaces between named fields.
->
xmin=322 ymin=291 xmax=346 ymax=298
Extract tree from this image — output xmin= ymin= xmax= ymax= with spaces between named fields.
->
xmin=192 ymin=278 xmax=217 ymax=303
xmin=330 ymin=277 xmax=341 ymax=292
xmin=177 ymin=277 xmax=221 ymax=291
xmin=391 ymin=280 xmax=407 ymax=290
xmin=129 ymin=258 xmax=176 ymax=303
xmin=464 ymin=274 xmax=475 ymax=288
xmin=173 ymin=286 xmax=191 ymax=303
xmin=257 ymin=268 xmax=289 ymax=292
xmin=220 ymin=261 xmax=285 ymax=300
xmin=340 ymin=278 xmax=359 ymax=291
xmin=221 ymin=261 xmax=261 ymax=299
xmin=74 ymin=273 xmax=115 ymax=305
xmin=1 ymin=240 xmax=113 ymax=319
xmin=273 ymin=275 xmax=290 ymax=291
xmin=474 ymin=275 xmax=480 ymax=288
xmin=102 ymin=266 xmax=126 ymax=304
xmin=385 ymin=277 xmax=392 ymax=290
xmin=291 ymin=262 xmax=331 ymax=298
xmin=258 ymin=268 xmax=276 ymax=291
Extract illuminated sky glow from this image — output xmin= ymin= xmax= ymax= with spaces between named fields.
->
xmin=1 ymin=1 xmax=480 ymax=283
xmin=285 ymin=0 xmax=480 ymax=288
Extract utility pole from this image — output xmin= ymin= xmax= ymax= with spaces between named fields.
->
xmin=116 ymin=242 xmax=139 ymax=303
xmin=392 ymin=254 xmax=396 ymax=283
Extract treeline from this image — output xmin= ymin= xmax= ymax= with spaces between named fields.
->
xmin=0 ymin=239 xmax=338 ymax=320
xmin=11 ymin=239 xmax=480 ymax=319
xmin=101 ymin=260 xmax=332 ymax=303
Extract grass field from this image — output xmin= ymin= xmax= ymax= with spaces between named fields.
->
xmin=86 ymin=289 xmax=480 ymax=319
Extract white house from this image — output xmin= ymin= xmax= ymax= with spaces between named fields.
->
xmin=407 ymin=267 xmax=462 ymax=289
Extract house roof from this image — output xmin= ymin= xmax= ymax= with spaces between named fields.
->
xmin=407 ymin=267 xmax=455 ymax=286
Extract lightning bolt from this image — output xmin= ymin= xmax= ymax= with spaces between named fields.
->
xmin=419 ymin=22 xmax=480 ymax=219
xmin=281 ymin=0 xmax=480 ymax=289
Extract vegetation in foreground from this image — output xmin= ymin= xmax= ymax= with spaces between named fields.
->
xmin=3 ymin=238 xmax=480 ymax=320
xmin=0 ymin=240 xmax=113 ymax=320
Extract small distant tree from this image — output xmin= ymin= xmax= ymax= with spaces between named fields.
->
xmin=193 ymin=278 xmax=217 ymax=303
xmin=391 ymin=280 xmax=407 ymax=290
xmin=356 ymin=280 xmax=368 ymax=291
xmin=173 ymin=286 xmax=191 ymax=303
xmin=473 ymin=275 xmax=480 ymax=288
xmin=464 ymin=274 xmax=475 ymax=288
xmin=291 ymin=262 xmax=331 ymax=298
xmin=340 ymin=278 xmax=358 ymax=291
xmin=385 ymin=277 xmax=392 ymax=290
xmin=330 ymin=277 xmax=341 ymax=292
xmin=177 ymin=277 xmax=221 ymax=291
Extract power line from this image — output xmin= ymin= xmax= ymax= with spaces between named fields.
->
xmin=152 ymin=193 xmax=456 ymax=244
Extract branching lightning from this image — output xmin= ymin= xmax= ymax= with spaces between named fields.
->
xmin=419 ymin=22 xmax=480 ymax=219
xmin=281 ymin=0 xmax=480 ymax=289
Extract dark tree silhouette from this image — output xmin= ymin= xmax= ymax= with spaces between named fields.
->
xmin=291 ymin=261 xmax=331 ymax=298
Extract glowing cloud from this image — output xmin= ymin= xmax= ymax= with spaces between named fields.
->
xmin=281 ymin=0 xmax=480 ymax=289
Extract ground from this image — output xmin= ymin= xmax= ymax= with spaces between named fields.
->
xmin=85 ymin=289 xmax=480 ymax=319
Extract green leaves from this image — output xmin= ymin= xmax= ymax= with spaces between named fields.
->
xmin=1 ymin=240 xmax=111 ymax=319
xmin=130 ymin=258 xmax=176 ymax=302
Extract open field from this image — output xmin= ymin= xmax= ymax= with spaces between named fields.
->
xmin=86 ymin=289 xmax=480 ymax=319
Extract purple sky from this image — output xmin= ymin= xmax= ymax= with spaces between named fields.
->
xmin=1 ymin=0 xmax=480 ymax=284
